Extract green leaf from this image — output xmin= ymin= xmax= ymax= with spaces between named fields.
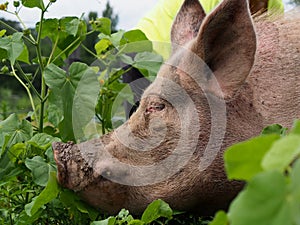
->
xmin=0 ymin=29 xmax=6 ymax=37
xmin=45 ymin=62 xmax=98 ymax=142
xmin=17 ymin=44 xmax=30 ymax=64
xmin=21 ymin=0 xmax=45 ymax=10
xmin=60 ymin=189 xmax=99 ymax=221
xmin=47 ymin=89 xmax=64 ymax=127
xmin=27 ymin=133 xmax=60 ymax=150
xmin=120 ymin=30 xmax=152 ymax=53
xmin=25 ymin=171 xmax=59 ymax=216
xmin=262 ymin=134 xmax=300 ymax=172
xmin=0 ymin=151 xmax=22 ymax=183
xmin=15 ymin=209 xmax=43 ymax=225
xmin=133 ymin=52 xmax=163 ymax=74
xmin=72 ymin=67 xmax=100 ymax=140
xmin=224 ymin=134 xmax=279 ymax=181
xmin=0 ymin=32 xmax=25 ymax=64
xmin=123 ymin=29 xmax=148 ymax=43
xmin=290 ymin=160 xmax=300 ymax=224
xmin=209 ymin=211 xmax=228 ymax=225
xmin=92 ymin=17 xmax=111 ymax=35
xmin=60 ymin=17 xmax=81 ymax=36
xmin=141 ymin=199 xmax=173 ymax=223
xmin=0 ymin=114 xmax=33 ymax=150
xmin=128 ymin=220 xmax=144 ymax=225
xmin=37 ymin=18 xmax=59 ymax=40
xmin=95 ymin=38 xmax=112 ymax=55
xmin=91 ymin=217 xmax=116 ymax=225
xmin=9 ymin=143 xmax=26 ymax=163
xmin=261 ymin=124 xmax=287 ymax=136
xmin=25 ymin=156 xmax=56 ymax=186
xmin=291 ymin=120 xmax=300 ymax=135
xmin=228 ymin=171 xmax=293 ymax=225
xmin=37 ymin=17 xmax=86 ymax=61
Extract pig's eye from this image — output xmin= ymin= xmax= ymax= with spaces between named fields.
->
xmin=145 ymin=103 xmax=165 ymax=114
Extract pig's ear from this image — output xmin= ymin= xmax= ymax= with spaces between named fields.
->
xmin=193 ymin=0 xmax=256 ymax=99
xmin=171 ymin=0 xmax=206 ymax=54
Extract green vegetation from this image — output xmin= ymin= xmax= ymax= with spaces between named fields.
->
xmin=0 ymin=0 xmax=300 ymax=224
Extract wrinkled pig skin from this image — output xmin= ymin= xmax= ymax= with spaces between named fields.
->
xmin=53 ymin=0 xmax=300 ymax=215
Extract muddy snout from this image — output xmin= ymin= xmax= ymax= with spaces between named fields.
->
xmin=52 ymin=140 xmax=131 ymax=190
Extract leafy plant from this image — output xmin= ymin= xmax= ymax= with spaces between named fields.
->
xmin=0 ymin=0 xmax=163 ymax=224
xmin=209 ymin=121 xmax=300 ymax=225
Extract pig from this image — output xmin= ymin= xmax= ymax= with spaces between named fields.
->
xmin=53 ymin=0 xmax=300 ymax=215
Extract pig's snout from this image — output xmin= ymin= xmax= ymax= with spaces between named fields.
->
xmin=52 ymin=141 xmax=94 ymax=191
xmin=52 ymin=141 xmax=74 ymax=187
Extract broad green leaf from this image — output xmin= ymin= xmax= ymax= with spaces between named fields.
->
xmin=291 ymin=159 xmax=300 ymax=224
xmin=60 ymin=17 xmax=80 ymax=36
xmin=209 ymin=211 xmax=228 ymax=225
xmin=45 ymin=62 xmax=98 ymax=141
xmin=21 ymin=0 xmax=45 ymax=10
xmin=0 ymin=151 xmax=22 ymax=183
xmin=25 ymin=156 xmax=56 ymax=186
xmin=123 ymin=29 xmax=148 ymax=43
xmin=25 ymin=171 xmax=59 ymax=216
xmin=0 ymin=113 xmax=20 ymax=134
xmin=141 ymin=199 xmax=173 ymax=223
xmin=119 ymin=54 xmax=134 ymax=65
xmin=97 ymin=30 xmax=126 ymax=48
xmin=91 ymin=217 xmax=116 ymax=225
xmin=72 ymin=67 xmax=100 ymax=140
xmin=128 ymin=220 xmax=144 ymax=225
xmin=0 ymin=114 xmax=33 ymax=149
xmin=224 ymin=134 xmax=279 ymax=181
xmin=17 ymin=44 xmax=30 ymax=64
xmin=92 ymin=17 xmax=111 ymax=35
xmin=262 ymin=134 xmax=300 ymax=172
xmin=261 ymin=124 xmax=287 ymax=136
xmin=133 ymin=52 xmax=163 ymax=74
xmin=47 ymin=89 xmax=64 ymax=127
xmin=228 ymin=171 xmax=292 ymax=225
xmin=9 ymin=143 xmax=26 ymax=163
xmin=0 ymin=32 xmax=25 ymax=64
xmin=60 ymin=189 xmax=99 ymax=221
xmin=95 ymin=38 xmax=112 ymax=55
xmin=37 ymin=17 xmax=86 ymax=60
xmin=110 ymin=30 xmax=125 ymax=46
xmin=291 ymin=120 xmax=300 ymax=135
xmin=15 ymin=210 xmax=42 ymax=225
xmin=120 ymin=30 xmax=152 ymax=53
xmin=27 ymin=133 xmax=60 ymax=150
xmin=0 ymin=29 xmax=6 ymax=37
xmin=37 ymin=18 xmax=59 ymax=40
xmin=0 ymin=48 xmax=7 ymax=61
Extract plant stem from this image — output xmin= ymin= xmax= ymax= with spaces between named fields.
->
xmin=0 ymin=20 xmax=34 ymax=45
xmin=47 ymin=33 xmax=59 ymax=66
xmin=36 ymin=10 xmax=46 ymax=133
xmin=51 ymin=36 xmax=82 ymax=63
xmin=14 ymin=12 xmax=36 ymax=43
xmin=16 ymin=63 xmax=42 ymax=101
xmin=10 ymin=64 xmax=38 ymax=121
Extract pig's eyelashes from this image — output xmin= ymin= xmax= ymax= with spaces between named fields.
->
xmin=145 ymin=103 xmax=165 ymax=114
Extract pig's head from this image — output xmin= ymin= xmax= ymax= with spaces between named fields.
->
xmin=53 ymin=0 xmax=262 ymax=215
